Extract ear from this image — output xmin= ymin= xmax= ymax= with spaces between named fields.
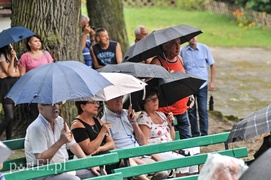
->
xmin=96 ymin=36 xmax=101 ymax=42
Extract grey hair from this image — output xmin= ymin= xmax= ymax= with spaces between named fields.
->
xmin=134 ymin=25 xmax=145 ymax=35
xmin=81 ymin=14 xmax=89 ymax=24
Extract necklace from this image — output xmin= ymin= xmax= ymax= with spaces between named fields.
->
xmin=91 ymin=123 xmax=99 ymax=134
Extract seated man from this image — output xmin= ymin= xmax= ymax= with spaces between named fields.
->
xmin=102 ymin=96 xmax=169 ymax=180
xmin=25 ymin=103 xmax=101 ymax=180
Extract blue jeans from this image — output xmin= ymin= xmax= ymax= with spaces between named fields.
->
xmin=188 ymin=85 xmax=208 ymax=137
xmin=174 ymin=113 xmax=191 ymax=139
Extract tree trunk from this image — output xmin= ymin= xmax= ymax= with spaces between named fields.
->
xmin=11 ymin=0 xmax=82 ymax=61
xmin=8 ymin=0 xmax=82 ymax=138
xmin=86 ymin=0 xmax=129 ymax=54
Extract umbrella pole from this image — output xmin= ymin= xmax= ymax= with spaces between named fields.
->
xmin=162 ymin=52 xmax=171 ymax=72
xmin=61 ymin=104 xmax=67 ymax=132
xmin=9 ymin=44 xmax=18 ymax=61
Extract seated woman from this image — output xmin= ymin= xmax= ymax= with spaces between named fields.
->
xmin=71 ymin=100 xmax=118 ymax=174
xmin=71 ymin=100 xmax=150 ymax=179
xmin=137 ymin=88 xmax=198 ymax=177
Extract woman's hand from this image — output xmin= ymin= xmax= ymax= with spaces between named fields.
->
xmin=167 ymin=112 xmax=174 ymax=126
xmin=101 ymin=122 xmax=111 ymax=134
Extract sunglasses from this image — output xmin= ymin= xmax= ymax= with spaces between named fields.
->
xmin=86 ymin=101 xmax=100 ymax=105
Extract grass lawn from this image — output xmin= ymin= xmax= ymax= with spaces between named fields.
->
xmin=82 ymin=5 xmax=271 ymax=49
xmin=124 ymin=7 xmax=271 ymax=49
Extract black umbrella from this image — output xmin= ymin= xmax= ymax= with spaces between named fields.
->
xmin=97 ymin=62 xmax=170 ymax=79
xmin=227 ymin=104 xmax=271 ymax=143
xmin=239 ymin=148 xmax=271 ymax=180
xmin=123 ymin=71 xmax=205 ymax=111
xmin=124 ymin=24 xmax=202 ymax=62
xmin=153 ymin=71 xmax=205 ymax=107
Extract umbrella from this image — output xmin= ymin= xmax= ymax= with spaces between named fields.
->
xmin=239 ymin=148 xmax=271 ymax=180
xmin=91 ymin=73 xmax=147 ymax=101
xmin=151 ymin=71 xmax=206 ymax=107
xmin=124 ymin=24 xmax=202 ymax=62
xmin=6 ymin=60 xmax=112 ymax=104
xmin=123 ymin=71 xmax=205 ymax=111
xmin=227 ymin=104 xmax=271 ymax=143
xmin=0 ymin=26 xmax=35 ymax=48
xmin=97 ymin=62 xmax=170 ymax=79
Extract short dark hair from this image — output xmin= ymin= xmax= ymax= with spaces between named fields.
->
xmin=25 ymin=35 xmax=43 ymax=51
xmin=95 ymin=28 xmax=106 ymax=38
xmin=139 ymin=87 xmax=159 ymax=111
xmin=75 ymin=101 xmax=88 ymax=115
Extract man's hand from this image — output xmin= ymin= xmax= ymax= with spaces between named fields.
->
xmin=127 ymin=104 xmax=136 ymax=123
xmin=59 ymin=128 xmax=73 ymax=144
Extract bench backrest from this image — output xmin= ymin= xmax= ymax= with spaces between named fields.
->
xmin=3 ymin=152 xmax=119 ymax=180
xmin=114 ymin=147 xmax=248 ymax=178
xmin=110 ymin=132 xmax=230 ymax=159
xmin=1 ymin=138 xmax=26 ymax=172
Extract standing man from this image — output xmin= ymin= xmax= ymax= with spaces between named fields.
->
xmin=180 ymin=36 xmax=216 ymax=137
xmin=133 ymin=25 xmax=152 ymax=64
xmin=25 ymin=103 xmax=100 ymax=179
xmin=151 ymin=38 xmax=193 ymax=139
xmin=134 ymin=25 xmax=148 ymax=43
xmin=90 ymin=28 xmax=122 ymax=69
xmin=81 ymin=15 xmax=95 ymax=67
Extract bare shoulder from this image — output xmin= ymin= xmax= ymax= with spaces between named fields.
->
xmin=71 ymin=119 xmax=84 ymax=130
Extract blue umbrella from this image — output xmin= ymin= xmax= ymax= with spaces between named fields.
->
xmin=0 ymin=26 xmax=35 ymax=48
xmin=6 ymin=61 xmax=112 ymax=104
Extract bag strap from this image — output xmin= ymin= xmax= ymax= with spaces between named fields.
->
xmin=42 ymin=50 xmax=50 ymax=63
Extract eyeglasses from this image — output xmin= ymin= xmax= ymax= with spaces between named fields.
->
xmin=41 ymin=103 xmax=61 ymax=107
xmin=146 ymin=96 xmax=159 ymax=103
xmin=86 ymin=101 xmax=100 ymax=105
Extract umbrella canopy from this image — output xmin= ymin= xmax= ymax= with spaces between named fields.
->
xmin=0 ymin=26 xmax=35 ymax=48
xmin=227 ymin=104 xmax=271 ymax=143
xmin=124 ymin=24 xmax=202 ymax=62
xmin=123 ymin=71 xmax=205 ymax=111
xmin=92 ymin=73 xmax=147 ymax=101
xmin=97 ymin=62 xmax=171 ymax=79
xmin=239 ymin=148 xmax=271 ymax=180
xmin=150 ymin=71 xmax=206 ymax=107
xmin=6 ymin=61 xmax=112 ymax=104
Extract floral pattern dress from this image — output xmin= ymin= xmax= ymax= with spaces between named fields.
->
xmin=137 ymin=111 xmax=173 ymax=144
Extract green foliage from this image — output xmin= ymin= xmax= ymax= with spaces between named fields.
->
xmin=124 ymin=7 xmax=271 ymax=49
xmin=216 ymin=0 xmax=271 ymax=13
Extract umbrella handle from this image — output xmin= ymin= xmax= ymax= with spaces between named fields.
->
xmin=61 ymin=104 xmax=67 ymax=132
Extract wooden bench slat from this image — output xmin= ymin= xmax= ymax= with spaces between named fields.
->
xmin=84 ymin=172 xmax=123 ymax=180
xmin=1 ymin=157 xmax=26 ymax=172
xmin=4 ymin=153 xmax=119 ymax=180
xmin=114 ymin=147 xmax=248 ymax=178
xmin=171 ymin=174 xmax=198 ymax=180
xmin=110 ymin=132 xmax=230 ymax=159
xmin=3 ymin=138 xmax=25 ymax=150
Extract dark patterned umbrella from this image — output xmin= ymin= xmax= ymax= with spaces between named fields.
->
xmin=227 ymin=104 xmax=271 ymax=143
xmin=124 ymin=24 xmax=202 ymax=62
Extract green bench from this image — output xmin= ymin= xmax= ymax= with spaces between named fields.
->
xmin=1 ymin=138 xmax=26 ymax=172
xmin=2 ymin=132 xmax=248 ymax=179
xmin=3 ymin=152 xmax=120 ymax=180
xmin=110 ymin=132 xmax=248 ymax=179
xmin=114 ymin=148 xmax=247 ymax=179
